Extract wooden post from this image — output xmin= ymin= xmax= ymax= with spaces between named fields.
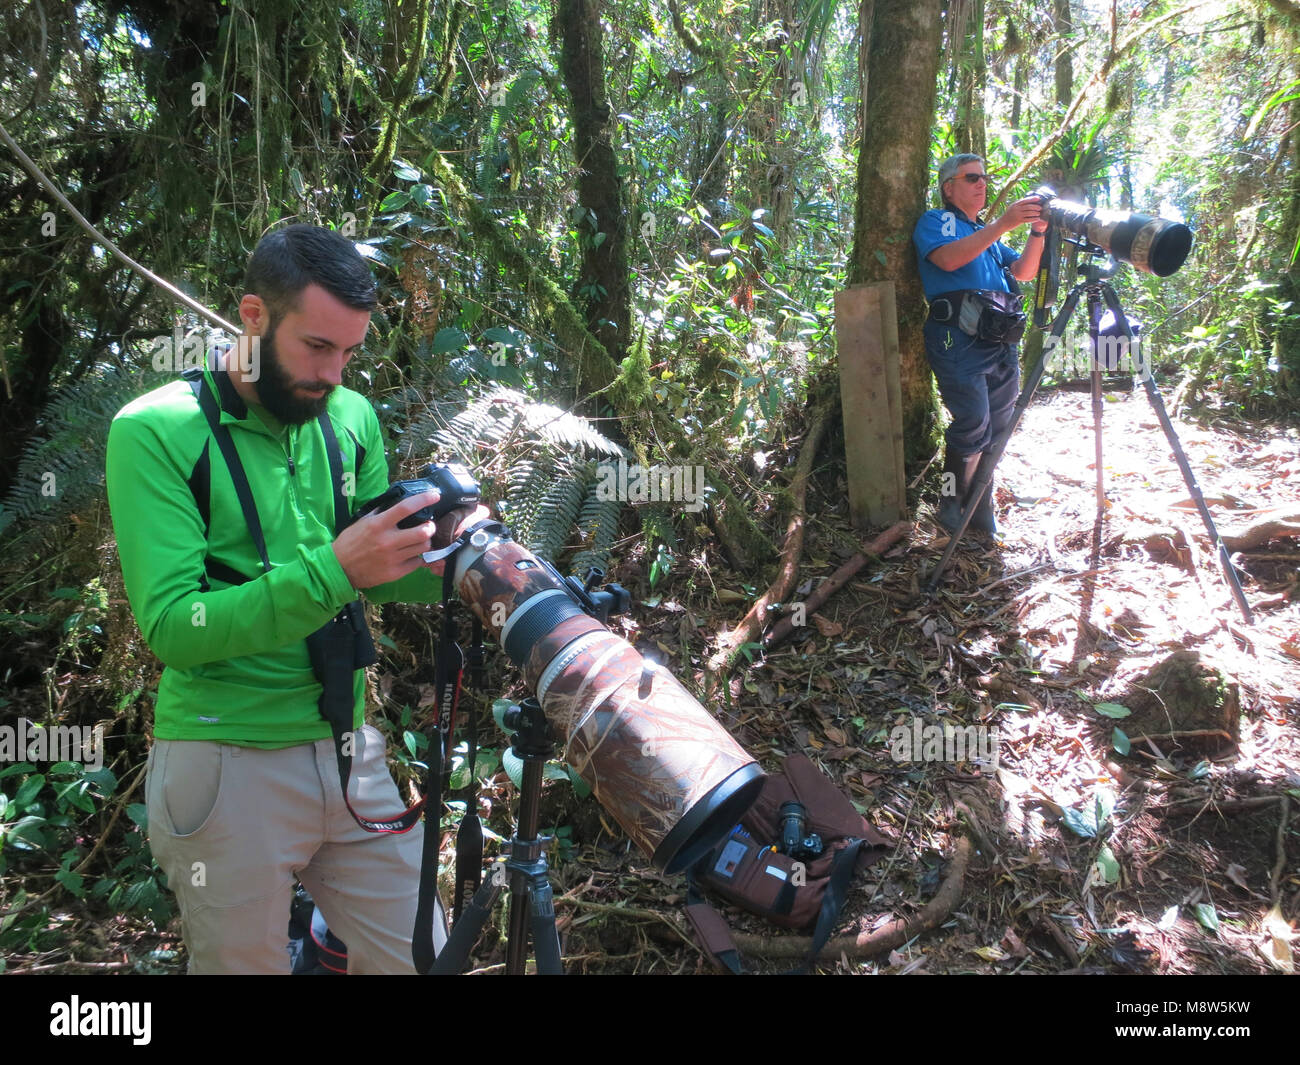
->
xmin=835 ymin=282 xmax=907 ymax=528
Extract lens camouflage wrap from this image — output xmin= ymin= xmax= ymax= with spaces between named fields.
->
xmin=539 ymin=632 xmax=755 ymax=862
xmin=452 ymin=532 xmax=762 ymax=870
xmin=1046 ymin=197 xmax=1192 ymax=277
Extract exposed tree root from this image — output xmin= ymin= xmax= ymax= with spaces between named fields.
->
xmin=1220 ymin=509 xmax=1300 ymax=552
xmin=762 ymin=520 xmax=913 ymax=650
xmin=707 ymin=400 xmax=833 ymax=674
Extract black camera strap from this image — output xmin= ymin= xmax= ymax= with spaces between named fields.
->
xmin=414 ymin=570 xmax=470 ymax=972
xmin=185 ymin=369 xmax=272 ymax=578
xmin=453 ymin=614 xmax=486 ymax=925
xmin=183 ymin=368 xmax=425 ymax=836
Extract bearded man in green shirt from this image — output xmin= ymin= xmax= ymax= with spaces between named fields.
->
xmin=107 ymin=224 xmax=482 ymax=973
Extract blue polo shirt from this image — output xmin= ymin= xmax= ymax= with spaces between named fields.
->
xmin=914 ymin=208 xmax=1018 ymax=300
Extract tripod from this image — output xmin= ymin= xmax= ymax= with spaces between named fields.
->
xmin=430 ymin=697 xmax=565 ymax=975
xmin=925 ymin=254 xmax=1254 ymax=626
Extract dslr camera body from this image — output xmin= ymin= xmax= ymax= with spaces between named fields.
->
xmin=357 ymin=463 xmax=481 ymax=528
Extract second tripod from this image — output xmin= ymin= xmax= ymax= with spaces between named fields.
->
xmin=925 ymin=254 xmax=1253 ymax=626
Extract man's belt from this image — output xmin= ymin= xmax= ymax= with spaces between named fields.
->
xmin=928 ymin=288 xmax=1018 ymax=324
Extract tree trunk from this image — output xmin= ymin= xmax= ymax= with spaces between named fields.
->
xmin=362 ymin=0 xmax=433 ymax=226
xmin=556 ymin=0 xmax=632 ymax=362
xmin=1275 ymin=85 xmax=1300 ymax=397
xmin=1054 ymin=0 xmax=1074 ymax=112
xmin=953 ymin=0 xmax=987 ymax=157
xmin=1011 ymin=55 xmax=1026 ymax=134
xmin=848 ymin=0 xmax=945 ymax=463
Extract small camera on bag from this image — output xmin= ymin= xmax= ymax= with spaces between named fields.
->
xmin=778 ymin=801 xmax=824 ymax=860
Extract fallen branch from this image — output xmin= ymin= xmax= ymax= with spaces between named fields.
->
xmin=728 ymin=837 xmax=971 ymax=962
xmin=1220 ymin=510 xmax=1300 ymax=552
xmin=10 ymin=960 xmax=134 ymax=974
xmin=1165 ymin=795 xmax=1285 ymax=815
xmin=761 ymin=521 xmax=912 ymax=650
xmin=707 ymin=400 xmax=834 ymax=674
xmin=1270 ymin=796 xmax=1291 ymax=907
xmin=1130 ymin=728 xmax=1235 ymax=745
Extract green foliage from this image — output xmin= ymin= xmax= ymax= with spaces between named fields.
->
xmin=387 ymin=383 xmax=630 ymax=570
xmin=0 ymin=758 xmax=172 ymax=950
xmin=1 ymin=370 xmax=159 ymax=535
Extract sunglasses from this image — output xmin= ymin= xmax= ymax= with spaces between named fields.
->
xmin=950 ymin=173 xmax=990 ymax=185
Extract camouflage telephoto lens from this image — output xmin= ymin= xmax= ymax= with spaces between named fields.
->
xmin=1041 ymin=194 xmax=1193 ymax=277
xmin=448 ymin=530 xmax=764 ymax=874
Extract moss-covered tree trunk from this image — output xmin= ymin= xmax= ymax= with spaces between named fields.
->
xmin=847 ymin=0 xmax=945 ymax=463
xmin=1054 ymin=0 xmax=1075 ymax=113
xmin=556 ymin=0 xmax=631 ymax=365
xmin=361 ymin=0 xmax=434 ymax=228
xmin=953 ymin=0 xmax=987 ymax=158
xmin=1262 ymin=1 xmax=1300 ymax=398
xmin=1275 ymin=58 xmax=1300 ymax=397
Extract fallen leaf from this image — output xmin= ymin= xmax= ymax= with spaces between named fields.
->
xmin=1093 ymin=702 xmax=1132 ymax=719
xmin=813 ymin=615 xmax=843 ymax=637
xmin=1001 ymin=928 xmax=1029 ymax=959
xmin=825 ymin=726 xmax=847 ymax=745
xmin=1095 ymin=844 xmax=1120 ymax=884
xmin=1224 ymin=863 xmax=1250 ymax=891
xmin=1262 ymin=905 xmax=1295 ymax=973
xmin=972 ymin=945 xmax=1010 ymax=962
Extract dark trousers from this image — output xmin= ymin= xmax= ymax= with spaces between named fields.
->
xmin=923 ymin=319 xmax=1020 ymax=456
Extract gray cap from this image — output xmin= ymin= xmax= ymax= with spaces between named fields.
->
xmin=938 ymin=153 xmax=984 ymax=189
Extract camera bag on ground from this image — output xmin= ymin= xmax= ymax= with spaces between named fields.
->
xmin=685 ymin=753 xmax=891 ymax=973
xmin=287 ymin=885 xmax=349 ymax=975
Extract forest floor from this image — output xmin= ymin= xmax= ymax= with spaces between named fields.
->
xmin=527 ymin=384 xmax=1300 ymax=975
xmin=1 ymin=385 xmax=1296 ymax=976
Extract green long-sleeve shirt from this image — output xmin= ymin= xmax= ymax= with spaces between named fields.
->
xmin=106 ymin=366 xmax=441 ymax=746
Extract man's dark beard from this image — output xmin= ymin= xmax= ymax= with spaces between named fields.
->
xmin=252 ymin=324 xmax=335 ymax=426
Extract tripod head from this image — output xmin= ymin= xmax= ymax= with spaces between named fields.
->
xmin=1033 ymin=230 xmax=1121 ymax=326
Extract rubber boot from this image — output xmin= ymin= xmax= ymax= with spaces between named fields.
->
xmin=937 ymin=451 xmax=998 ymax=535
xmin=966 ymin=455 xmax=998 ymax=535
xmin=935 ymin=449 xmax=971 ymax=533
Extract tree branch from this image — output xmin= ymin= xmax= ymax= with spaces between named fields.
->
xmin=1264 ymin=0 xmax=1300 ymax=22
xmin=989 ymin=1 xmax=1212 ymax=214
xmin=707 ymin=399 xmax=834 ymax=674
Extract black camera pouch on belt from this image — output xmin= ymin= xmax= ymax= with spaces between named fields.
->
xmin=306 ymin=601 xmax=377 ymax=732
xmin=957 ymin=290 xmax=1027 ymax=345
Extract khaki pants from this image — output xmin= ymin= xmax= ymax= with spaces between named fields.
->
xmin=146 ymin=724 xmax=435 ymax=974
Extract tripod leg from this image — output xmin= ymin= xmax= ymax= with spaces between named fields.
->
xmin=429 ymin=861 xmax=509 ymax=974
xmin=926 ymin=285 xmax=1086 ymax=591
xmin=1098 ymin=288 xmax=1254 ymax=625
xmin=526 ymin=873 xmax=564 ymax=975
xmin=1087 ymin=290 xmax=1106 ymax=514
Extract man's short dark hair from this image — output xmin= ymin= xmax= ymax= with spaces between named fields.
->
xmin=243 ymin=224 xmax=378 ymax=322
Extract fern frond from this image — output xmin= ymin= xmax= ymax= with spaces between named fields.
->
xmin=2 ymin=369 xmax=159 ymax=530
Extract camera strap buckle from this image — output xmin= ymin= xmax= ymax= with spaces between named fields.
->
xmin=421 ymin=517 xmax=509 ymax=564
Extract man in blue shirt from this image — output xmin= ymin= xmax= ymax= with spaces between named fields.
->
xmin=913 ymin=154 xmax=1047 ymax=535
